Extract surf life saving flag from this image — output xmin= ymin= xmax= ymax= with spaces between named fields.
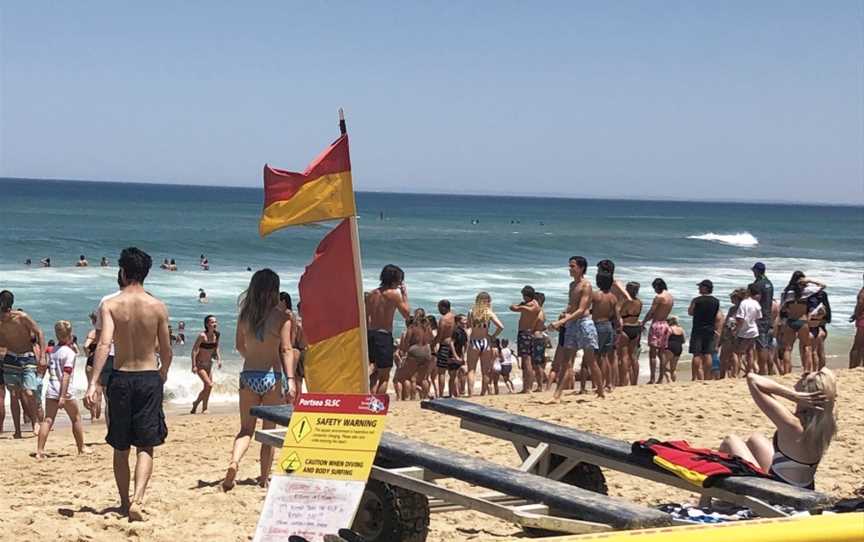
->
xmin=297 ymin=219 xmax=365 ymax=393
xmin=259 ymin=135 xmax=356 ymax=236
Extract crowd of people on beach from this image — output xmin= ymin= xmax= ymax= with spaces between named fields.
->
xmin=361 ymin=261 xmax=862 ymax=404
xmin=0 ymin=246 xmax=861 ymax=521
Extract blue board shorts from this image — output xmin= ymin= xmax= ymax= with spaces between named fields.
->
xmin=564 ymin=317 xmax=599 ymax=351
xmin=3 ymin=353 xmax=40 ymax=391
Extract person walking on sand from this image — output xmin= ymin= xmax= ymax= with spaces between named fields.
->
xmin=0 ymin=290 xmax=46 ymax=438
xmin=751 ymin=263 xmax=775 ymax=375
xmin=510 ymin=286 xmax=541 ymax=393
xmin=688 ymin=280 xmax=720 ymax=381
xmin=190 ymin=315 xmax=222 ymax=414
xmin=549 ymin=256 xmax=603 ymax=401
xmin=850 ymin=273 xmax=864 ymax=369
xmin=365 ymin=265 xmax=410 ymax=394
xmin=466 ymin=292 xmax=504 ymax=397
xmin=720 ymin=289 xmax=746 ymax=378
xmin=85 ymin=247 xmax=173 ymax=522
xmin=643 ymin=278 xmax=674 ymax=384
xmin=36 ymin=320 xmax=91 ymax=459
xmin=222 ymin=269 xmax=294 ymax=492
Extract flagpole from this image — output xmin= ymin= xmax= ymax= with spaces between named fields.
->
xmin=340 ymin=108 xmax=372 ymax=393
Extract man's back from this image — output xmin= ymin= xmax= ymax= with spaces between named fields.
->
xmin=105 ymin=289 xmax=168 ymax=372
xmin=591 ymin=291 xmax=617 ymax=321
xmin=366 ymin=288 xmax=402 ymax=331
xmin=0 ymin=311 xmax=35 ymax=353
xmin=438 ymin=312 xmax=455 ymax=341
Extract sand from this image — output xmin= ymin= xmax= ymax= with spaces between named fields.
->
xmin=1 ymin=368 xmax=862 ymax=542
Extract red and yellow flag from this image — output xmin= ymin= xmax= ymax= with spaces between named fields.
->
xmin=298 ymin=219 xmax=365 ymax=393
xmin=259 ymin=135 xmax=356 ymax=237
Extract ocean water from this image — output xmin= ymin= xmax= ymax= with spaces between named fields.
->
xmin=1 ymin=177 xmax=862 ymax=405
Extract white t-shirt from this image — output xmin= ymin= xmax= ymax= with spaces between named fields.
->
xmin=735 ymin=298 xmax=762 ymax=339
xmin=500 ymin=347 xmax=515 ymax=366
xmin=47 ymin=344 xmax=76 ymax=399
xmin=95 ymin=290 xmax=122 ymax=356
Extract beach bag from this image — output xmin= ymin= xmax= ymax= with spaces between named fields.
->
xmin=493 ymin=360 xmax=502 ymax=373
xmin=632 ymin=439 xmax=769 ymax=488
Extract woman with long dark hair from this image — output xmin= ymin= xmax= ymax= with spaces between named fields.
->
xmin=190 ymin=315 xmax=221 ymax=414
xmin=222 ymin=269 xmax=294 ymax=491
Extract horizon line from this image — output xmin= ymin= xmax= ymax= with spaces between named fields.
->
xmin=1 ymin=175 xmax=862 ymax=209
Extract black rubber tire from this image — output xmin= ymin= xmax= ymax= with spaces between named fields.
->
xmin=351 ymin=480 xmax=430 ymax=542
xmin=551 ymin=455 xmax=608 ymax=495
xmin=522 ymin=456 xmax=608 ymax=537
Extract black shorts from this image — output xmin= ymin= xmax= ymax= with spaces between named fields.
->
xmin=517 ymin=330 xmax=533 ymax=358
xmin=531 ymin=337 xmax=546 ymax=367
xmin=106 ymin=370 xmax=167 ymax=451
xmin=689 ymin=330 xmax=715 ymax=355
xmin=368 ymin=330 xmax=394 ymax=370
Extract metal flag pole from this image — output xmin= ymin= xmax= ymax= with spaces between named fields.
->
xmin=340 ymin=108 xmax=372 ymax=393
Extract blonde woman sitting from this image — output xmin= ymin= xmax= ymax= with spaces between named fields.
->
xmin=717 ymin=369 xmax=837 ymax=490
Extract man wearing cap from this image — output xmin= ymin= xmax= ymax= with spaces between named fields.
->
xmin=688 ymin=280 xmax=720 ymax=380
xmin=751 ymin=262 xmax=774 ymax=374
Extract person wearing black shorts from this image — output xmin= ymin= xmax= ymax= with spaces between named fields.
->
xmin=85 ymin=247 xmax=173 ymax=522
xmin=364 ymin=265 xmax=410 ymax=394
xmin=688 ymin=280 xmax=720 ymax=381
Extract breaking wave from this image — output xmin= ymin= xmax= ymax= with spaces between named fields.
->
xmin=686 ymin=232 xmax=758 ymax=248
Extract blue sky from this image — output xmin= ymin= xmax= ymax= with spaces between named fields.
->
xmin=1 ymin=2 xmax=862 ymax=204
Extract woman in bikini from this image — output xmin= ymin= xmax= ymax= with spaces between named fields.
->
xmin=617 ymin=282 xmax=643 ymax=386
xmin=399 ymin=312 xmax=433 ymax=400
xmin=223 ymin=269 xmax=293 ymax=491
xmin=780 ymin=272 xmax=824 ymax=374
xmin=190 ymin=315 xmax=222 ymax=414
xmin=466 ymin=292 xmax=504 ymax=397
xmin=716 ymin=369 xmax=837 ymax=490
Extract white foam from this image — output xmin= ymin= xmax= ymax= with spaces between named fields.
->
xmin=686 ymin=232 xmax=759 ymax=247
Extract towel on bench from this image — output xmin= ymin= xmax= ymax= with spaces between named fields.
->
xmin=632 ymin=439 xmax=770 ymax=488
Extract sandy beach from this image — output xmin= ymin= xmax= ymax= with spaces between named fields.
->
xmin=1 ymin=368 xmax=862 ymax=542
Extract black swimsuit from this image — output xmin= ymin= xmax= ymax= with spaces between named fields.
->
xmin=666 ymin=334 xmax=684 ymax=356
xmin=621 ymin=309 xmax=642 ymax=341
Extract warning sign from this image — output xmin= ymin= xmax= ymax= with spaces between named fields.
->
xmin=276 ymin=393 xmax=389 ymax=481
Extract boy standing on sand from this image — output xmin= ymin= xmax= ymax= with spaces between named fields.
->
xmin=365 ymin=264 xmax=410 ymax=394
xmin=85 ymin=247 xmax=173 ymax=522
xmin=509 ymin=286 xmax=541 ymax=393
xmin=549 ymin=256 xmax=604 ymax=401
xmin=36 ymin=320 xmax=90 ymax=459
xmin=0 ymin=290 xmax=46 ymax=437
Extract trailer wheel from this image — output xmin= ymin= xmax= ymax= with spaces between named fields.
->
xmin=552 ymin=456 xmax=608 ymax=495
xmin=351 ymin=480 xmax=429 ymax=542
xmin=522 ymin=456 xmax=608 ymax=537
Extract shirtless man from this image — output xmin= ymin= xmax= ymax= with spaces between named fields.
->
xmin=85 ymin=247 xmax=173 ymax=522
xmin=509 ymin=286 xmax=541 ymax=393
xmin=549 ymin=256 xmax=603 ymax=400
xmin=643 ymin=278 xmax=674 ymax=384
xmin=365 ymin=264 xmax=410 ymax=394
xmin=77 ymin=255 xmax=89 ymax=267
xmin=531 ymin=292 xmax=548 ymax=391
xmin=434 ymin=300 xmax=459 ymax=397
xmin=0 ymin=290 xmax=46 ymax=437
xmin=849 ymin=273 xmax=864 ymax=369
xmin=592 ymin=271 xmax=622 ymax=393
